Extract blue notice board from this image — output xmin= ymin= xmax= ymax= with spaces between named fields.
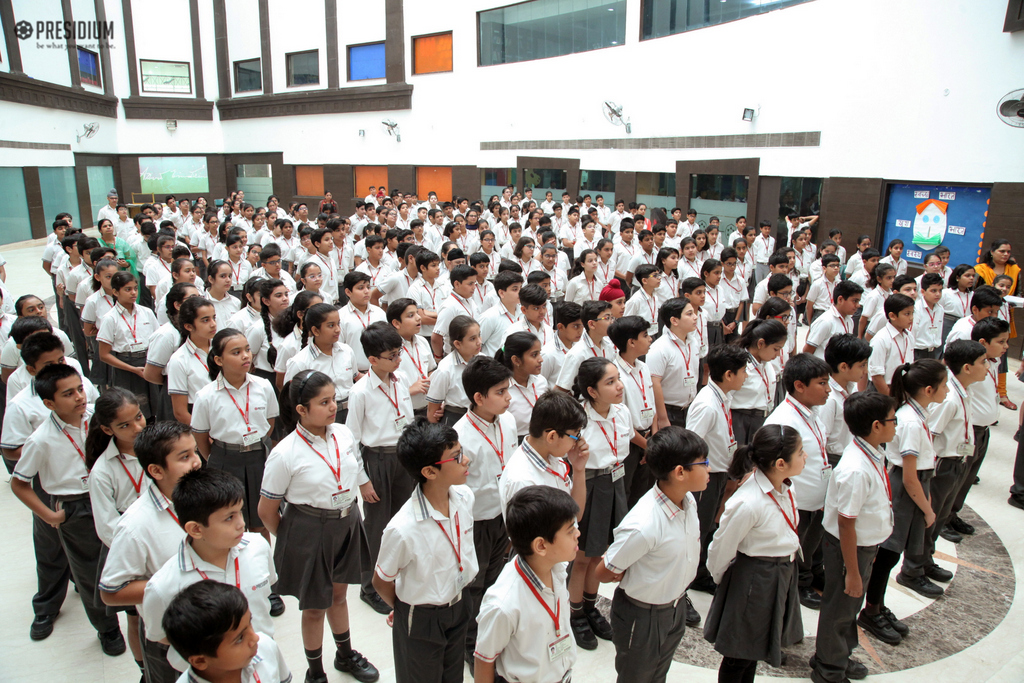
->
xmin=881 ymin=184 xmax=991 ymax=267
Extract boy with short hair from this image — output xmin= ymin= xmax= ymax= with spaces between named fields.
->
xmin=752 ymin=220 xmax=776 ymax=282
xmin=554 ymin=300 xmax=618 ymax=392
xmin=162 ymin=581 xmax=290 ymax=683
xmin=804 ymin=281 xmax=864 ymax=358
xmin=680 ymin=277 xmax=709 ymax=369
xmin=433 ymin=264 xmax=480 ymax=358
xmin=806 ymin=253 xmax=842 ymax=321
xmin=609 ymin=316 xmax=658 ymax=507
xmin=818 ymin=334 xmax=871 ymax=466
xmin=749 ymin=251 xmax=791 ymax=318
xmin=868 ymin=293 xmax=916 ymax=395
xmin=811 ymin=392 xmax=897 ymax=683
xmin=623 ymin=264 xmax=661 ymax=336
xmin=372 ymin=242 xmax=420 ymax=308
xmin=479 ymin=271 xmax=524 ymax=357
xmin=944 ymin=286 xmax=1003 ymax=349
xmin=374 ymin=421 xmax=478 ymax=683
xmin=541 ymin=301 xmax=583 ymax=387
xmin=765 ymin=353 xmax=833 ymax=609
xmin=597 ymin=426 xmax=708 ymax=681
xmin=10 ymin=364 xmax=126 ymax=655
xmin=502 ymin=283 xmax=553 ymax=347
xmin=685 ymin=344 xmax=748 ymax=593
xmin=612 ymin=222 xmax=637 ymax=284
xmin=142 ymin=468 xmax=276 ymax=663
xmin=347 ymin=322 xmax=416 ymax=615
xmin=474 ymin=485 xmax=580 ymax=683
xmin=408 ymin=249 xmax=446 ymax=342
xmin=355 ymin=234 xmax=393 ymax=287
xmin=625 ymin=229 xmax=657 ymax=287
xmin=388 ymin=297 xmax=435 ymax=418
xmin=339 ymin=271 xmax=388 ymax=373
xmin=914 ymin=273 xmax=945 ymax=360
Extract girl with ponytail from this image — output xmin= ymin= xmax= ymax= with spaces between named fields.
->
xmin=282 ymin=302 xmax=357 ymax=423
xmin=860 ymin=358 xmax=947 ymax=645
xmin=496 ymin=330 xmax=545 ymax=440
xmin=165 ymin=297 xmax=217 ymax=424
xmin=245 ymin=278 xmax=289 ymax=383
xmin=730 ymin=319 xmax=787 ymax=446
xmin=272 ymin=289 xmax=325 ymax=389
xmin=705 ymin=424 xmax=805 ymax=679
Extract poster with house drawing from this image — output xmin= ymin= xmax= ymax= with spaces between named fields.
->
xmin=912 ymin=199 xmax=948 ymax=249
xmin=881 ymin=184 xmax=991 ymax=267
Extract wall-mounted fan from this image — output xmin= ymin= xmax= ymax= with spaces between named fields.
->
xmin=76 ymin=122 xmax=99 ymax=142
xmin=602 ymin=101 xmax=631 ymax=134
xmin=381 ymin=119 xmax=401 ymax=142
xmin=997 ymin=89 xmax=1024 ymax=128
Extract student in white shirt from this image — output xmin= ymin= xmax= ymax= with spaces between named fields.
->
xmin=204 ymin=260 xmax=242 ymax=331
xmin=730 ymin=319 xmax=786 ymax=447
xmin=283 ymin=303 xmax=357 ymax=423
xmin=165 ymin=297 xmax=217 ymax=424
xmin=646 ymin=298 xmax=701 ymax=428
xmin=426 ymin=315 xmax=481 ymax=426
xmin=612 ymin=223 xmax=638 ymax=285
xmin=553 ymin=300 xmax=617 ymax=392
xmin=879 ymin=238 xmax=908 ymax=278
xmin=913 ymin=273 xmax=945 ymax=359
xmin=385 ymin=298 xmax=435 ymax=418
xmin=751 ymin=221 xmax=776 ymax=282
xmin=804 ymin=281 xmax=864 ymax=359
xmin=817 ymin=334 xmax=871 ymax=465
xmin=868 ymin=294 xmax=916 ymax=394
xmin=496 ymin=331 xmax=546 ymax=441
xmin=705 ymin=425 xmax=805 ymax=678
xmin=858 ymin=263 xmax=896 ymax=339
xmin=807 ymin=254 xmax=842 ymax=322
xmin=479 ymin=272 xmax=525 ymax=357
xmin=97 ymin=272 xmax=159 ymax=418
xmin=623 ymin=265 xmax=662 ymax=337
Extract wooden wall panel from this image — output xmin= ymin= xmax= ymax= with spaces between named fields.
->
xmin=818 ymin=177 xmax=885 ymax=256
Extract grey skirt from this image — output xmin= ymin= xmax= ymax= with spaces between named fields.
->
xmin=703 ymin=552 xmax=802 ymax=667
xmin=579 ymin=470 xmax=628 ymax=557
xmin=731 ymin=409 xmax=767 ymax=448
xmin=207 ymin=440 xmax=268 ymax=530
xmin=87 ymin=336 xmax=110 ymax=387
xmin=273 ymin=502 xmax=369 ymax=610
xmin=881 ymin=466 xmax=933 ymax=556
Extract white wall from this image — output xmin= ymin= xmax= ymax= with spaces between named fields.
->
xmin=267 ymin=0 xmax=326 ymax=92
xmin=131 ymin=0 xmax=194 ymax=96
xmin=13 ymin=0 xmax=73 ymax=87
xmin=225 ymin=0 xmax=263 ymax=96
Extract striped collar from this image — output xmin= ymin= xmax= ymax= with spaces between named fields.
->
xmin=853 ymin=436 xmax=884 ymax=466
xmin=521 ymin=438 xmax=564 ymax=475
xmin=411 ymin=484 xmax=468 ymax=523
xmin=653 ymin=484 xmax=685 ymax=519
xmin=146 ymin=482 xmax=173 ymax=512
xmin=177 ymin=535 xmax=249 ymax=573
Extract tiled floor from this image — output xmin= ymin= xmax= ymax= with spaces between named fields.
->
xmin=2 ymin=235 xmax=1023 ymax=682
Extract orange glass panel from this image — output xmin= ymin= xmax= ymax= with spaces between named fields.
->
xmin=413 ymin=33 xmax=453 ymax=75
xmin=295 ymin=166 xmax=324 ymax=196
xmin=416 ymin=167 xmax=452 ymax=203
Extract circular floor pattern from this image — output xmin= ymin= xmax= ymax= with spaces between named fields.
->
xmin=595 ymin=506 xmax=1014 ymax=677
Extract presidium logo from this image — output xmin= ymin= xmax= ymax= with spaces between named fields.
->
xmin=14 ymin=20 xmax=114 ymax=41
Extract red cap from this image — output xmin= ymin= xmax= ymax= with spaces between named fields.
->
xmin=600 ymin=281 xmax=626 ymax=301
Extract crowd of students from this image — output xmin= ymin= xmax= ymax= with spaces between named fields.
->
xmin=3 ymin=184 xmax=1022 ymax=683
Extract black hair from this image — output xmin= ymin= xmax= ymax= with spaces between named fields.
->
xmin=554 ymin=300 xmax=582 ymax=328
xmin=165 ymin=280 xmax=200 ymax=327
xmin=970 ymin=285 xmax=1004 ymax=312
xmin=757 ymin=296 xmax=791 ymax=320
xmin=172 ymin=467 xmax=245 ymax=528
xmin=920 ymin=273 xmax=945 ymax=291
xmin=736 ymin=318 xmax=787 ymax=351
xmin=608 ymin=315 xmax=650 ymax=353
xmin=823 ymin=333 xmax=871 ymax=372
xmin=526 ymin=271 xmax=551 ymax=287
xmin=646 ymin=426 xmax=709 ymax=480
xmin=278 ymin=369 xmax=336 ymax=434
xmin=658 ymin=296 xmax=691 ymax=329
xmin=528 ymin=390 xmax=587 ymax=438
xmin=892 ymin=274 xmax=917 ymax=293
xmin=273 ymin=290 xmax=323 ymax=337
xmin=569 ymin=249 xmax=596 ymax=279
xmin=462 ymin=355 xmax=513 ymax=408
xmin=948 ymin=263 xmax=974 ymax=290
xmin=700 ymin=258 xmax=722 ymax=280
xmin=386 ymin=297 xmax=418 ymax=326
xmin=19 ymin=331 xmax=63 ymax=367
xmin=517 ymin=283 xmax=548 ymax=308
xmin=207 ymin=327 xmax=247 ymax=381
xmin=572 ymin=357 xmax=615 ymax=404
xmin=495 ymin=331 xmax=540 ymax=371
xmin=494 ymin=270 xmax=524 ymax=294
xmin=890 ymin=358 xmax=947 ymax=407
xmin=944 ymin=339 xmax=987 ymax=376
xmin=767 ymin=273 xmax=793 ymax=295
xmin=706 ymin=343 xmax=749 ymax=383
xmin=397 ymin=419 xmax=461 ymax=483
xmin=869 ymin=262 xmax=895 ymax=290
xmin=259 ymin=242 xmax=282 ymax=262
xmin=833 ymin=280 xmax=863 ymax=303
xmin=110 ymin=270 xmax=136 ymax=292
xmin=580 ymin=300 xmax=611 ymax=329
xmin=449 ymin=314 xmax=479 ymax=346
xmin=34 ymin=362 xmax=81 ymax=402
xmin=344 ymin=271 xmax=372 ymax=292
xmin=361 ymin=320 xmax=403 ymax=359
xmin=680 ymin=277 xmax=705 ymax=296
xmin=162 ymin=581 xmax=249 ymax=660
xmin=15 ymin=294 xmax=44 ymax=317
xmin=84 ymin=387 xmax=140 ymax=470
xmin=505 ymin=485 xmax=579 ymax=558
xmin=980 ymin=239 xmax=1015 ymax=268
xmin=728 ymin=424 xmax=802 ymax=481
xmin=972 ymin=315 xmax=1010 ymax=343
xmin=258 ymin=279 xmax=285 ymax=367
xmin=883 ymin=292 xmax=915 ymax=321
xmin=768 ymin=251 xmax=790 ymax=268
xmin=415 ymin=249 xmax=441 ymax=272
xmin=634 ymin=263 xmax=660 ymax=286
xmin=177 ymin=297 xmax=215 ymax=346
xmin=448 ymin=264 xmax=476 ymax=286
xmin=781 ymin=353 xmax=831 ymax=394
xmin=11 ymin=316 xmax=50 ymax=346
xmin=205 ymin=260 xmax=232 ymax=290
xmin=135 ymin=421 xmax=193 ymax=480
xmin=241 ymin=277 xmax=265 ymax=309
xmin=301 ymin=302 xmax=339 ymax=347
xmin=844 ymin=391 xmax=896 ymax=438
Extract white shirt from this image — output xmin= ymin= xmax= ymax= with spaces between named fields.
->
xmin=395 ymin=335 xmax=435 ymax=411
xmin=479 ymin=304 xmax=522 ymax=357
xmin=455 ymin=411 xmax=518 ymax=521
xmin=889 ymin=400 xmax=936 ymax=470
xmin=581 ymin=402 xmax=634 ymax=471
xmin=209 ymin=293 xmax=242 ymax=331
xmin=626 ymin=249 xmax=658 ymax=275
xmin=623 ymin=288 xmax=659 ymax=336
xmin=226 ymin=257 xmax=254 ymax=291
xmin=805 ymin=307 xmax=854 ymax=358
xmin=283 ymin=342 xmax=357 ymax=401
xmin=190 ymin=374 xmax=279 ymax=442
xmin=376 ymin=484 xmax=479 ymax=605
xmin=565 ymin=274 xmax=601 ymax=306
xmin=944 ymin=315 xmax=978 ymax=348
xmin=0 ymin=330 xmax=76 ymax=370
xmin=913 ymin=299 xmax=943 ymax=350
xmin=685 ymin=382 xmax=736 ymax=473
xmin=941 ymin=288 xmax=972 ymax=318
xmin=474 ymin=558 xmax=575 ymax=683
xmin=765 ymin=398 xmax=830 ymax=511
xmin=165 ymin=339 xmax=214 ymax=403
xmin=752 ymin=235 xmax=775 ymax=264
xmin=261 ymin=423 xmax=368 ymax=508
xmin=226 ymin=306 xmax=261 ymax=334
xmin=508 ymin=375 xmax=548 ymax=438
xmin=425 ymin=351 xmax=474 ymax=409
xmin=376 ymin=269 xmax=416 ymax=305
xmin=142 ymin=533 xmax=276 ymax=642
xmin=434 ymin=294 xmax=479 ymax=356
xmin=707 ymin=469 xmax=802 ymax=583
xmin=554 ymin=332 xmax=617 ymax=391
xmin=646 ymin=328 xmax=699 ymax=409
xmin=13 ymin=411 xmax=93 ymax=496
xmin=879 ymin=254 xmax=908 ymax=278
xmin=730 ymin=353 xmax=776 ymax=413
xmin=969 ymin=358 xmax=999 ymax=427
xmin=816 ymin=377 xmax=854 ymax=456
xmin=861 ymin=287 xmax=892 ymax=329
xmin=822 ymin=437 xmax=894 ymax=546
xmin=346 ymin=370 xmax=414 ymax=448
xmin=616 ymin=357 xmax=655 ymax=431
xmin=540 ymin=334 xmax=572 ymax=388
xmin=88 ymin=442 xmax=145 ymax=547
xmin=929 ymin=374 xmax=974 ymax=459
xmin=100 ymin=483 xmax=186 ymax=592
xmin=176 ymin=635 xmax=290 ymax=683
xmin=703 ymin=283 xmax=726 ymax=323
xmin=869 ymin=323 xmax=914 ymax=384
xmin=6 ymin=356 xmax=86 ymax=403
xmin=338 ymin=303 xmax=387 ymax=371
xmin=408 ymin=278 xmax=447 ymax=337
xmin=605 ymin=484 xmax=699 ymax=604
xmin=806 ymin=275 xmax=838 ymax=311
xmin=498 ymin=439 xmax=573 ymax=516
xmin=96 ymin=302 xmax=159 ymax=353
xmin=677 ymin=257 xmax=702 ymax=282
xmin=144 ymin=323 xmax=180 ymax=377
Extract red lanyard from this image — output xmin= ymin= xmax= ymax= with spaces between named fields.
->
xmin=503 ymin=308 xmax=517 ymax=324
xmin=642 ymin=290 xmax=656 ymax=321
xmin=189 ymin=340 xmax=209 ymax=371
xmin=514 ymin=380 xmax=539 ymax=408
xmin=695 ymin=312 xmax=705 ymax=346
xmin=715 ymin=388 xmax=735 ymax=442
xmin=351 ymin=306 xmax=370 ymax=329
xmin=402 ymin=340 xmax=427 ymax=379
xmin=298 ymin=431 xmax=349 ymax=492
xmin=230 ymin=259 xmax=243 ymax=282
xmin=748 ymin=356 xmax=771 ymax=402
xmin=158 ymin=489 xmax=179 ymax=524
xmin=953 ymin=383 xmax=971 ymax=444
xmin=224 ymin=383 xmax=251 ymax=428
xmin=252 ymin=670 xmax=261 ymax=683
xmin=515 ymin=558 xmax=561 ymax=636
xmin=767 ymin=488 xmax=798 ymax=534
xmin=706 ymin=286 xmax=719 ymax=310
xmin=586 ymin=276 xmax=597 ymax=301
xmin=159 ymin=259 xmax=171 ymax=273
xmin=59 ymin=420 xmax=87 ymax=465
xmin=762 ymin=235 xmax=771 ymax=250
xmin=336 ymin=242 xmax=345 ymax=268
xmin=118 ymin=307 xmax=138 ymax=342
xmin=682 ymin=260 xmax=700 ymax=278
xmin=195 ymin=556 xmax=241 ymax=588
xmin=825 ymin=279 xmax=836 ymax=300
xmin=526 ymin=442 xmax=570 ymax=483
xmin=435 ymin=513 xmax=462 ymax=572
xmin=856 ymin=442 xmax=891 ymax=500
xmin=893 ymin=331 xmax=908 ymax=364
xmin=587 ymin=335 xmax=606 ymax=358
xmin=956 ymin=291 xmax=969 ymax=317
xmin=451 ymin=294 xmax=472 ymax=316
xmin=625 ymin=364 xmax=649 ymax=408
xmin=467 ymin=412 xmax=506 ymax=469
xmin=723 ymin=276 xmax=741 ymax=293
xmin=597 ymin=417 xmax=620 ymax=464
xmin=924 ymin=304 xmax=938 ymax=327
xmin=787 ymin=399 xmax=825 ymax=456
xmin=670 ymin=336 xmax=693 ymax=375
xmin=117 ymin=455 xmax=142 ymax=494
xmin=832 ymin=307 xmax=849 ymax=333
xmin=377 ymin=377 xmax=404 ymax=417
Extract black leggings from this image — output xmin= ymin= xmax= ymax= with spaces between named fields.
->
xmin=865 ymin=547 xmax=901 ymax=606
xmin=719 ymin=657 xmax=757 ymax=683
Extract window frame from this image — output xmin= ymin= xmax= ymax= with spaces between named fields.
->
xmin=285 ymin=49 xmax=321 ymax=87
xmin=346 ymin=40 xmax=387 ymax=82
xmin=639 ymin=0 xmax=816 ymax=42
xmin=77 ymin=47 xmax=101 ymax=88
xmin=139 ymin=59 xmax=192 ymax=95
xmin=233 ymin=58 xmax=262 ymax=93
xmin=412 ymin=31 xmax=454 ymax=76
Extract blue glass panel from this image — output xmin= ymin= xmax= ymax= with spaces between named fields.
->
xmin=348 ymin=43 xmax=386 ymax=81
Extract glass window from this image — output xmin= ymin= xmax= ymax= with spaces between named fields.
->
xmin=690 ymin=174 xmax=749 ymax=246
xmin=636 ymin=172 xmax=677 ymax=214
xmin=348 ymin=43 xmax=386 ymax=81
xmin=234 ymin=58 xmax=261 ymax=93
xmin=286 ymin=50 xmax=320 ymax=86
xmin=580 ymin=170 xmax=617 ymax=206
xmin=481 ymin=168 xmax=516 ymax=202
xmin=38 ymin=167 xmax=80 ymax=228
xmin=642 ymin=0 xmax=814 ymax=40
xmin=78 ymin=48 xmax=100 ymax=87
xmin=523 ymin=168 xmax=567 ymax=197
xmin=295 ymin=166 xmax=324 ymax=197
xmin=140 ymin=60 xmax=191 ymax=94
xmin=479 ymin=0 xmax=626 ymax=67
xmin=86 ymin=166 xmax=115 ymax=223
xmin=236 ymin=164 xmax=274 ymax=200
xmin=413 ymin=32 xmax=453 ymax=75
xmin=0 ymin=168 xmax=33 ymax=245
xmin=779 ymin=177 xmax=822 ymax=219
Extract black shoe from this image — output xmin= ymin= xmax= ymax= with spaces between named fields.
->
xmin=879 ymin=606 xmax=909 ymax=636
xmin=809 ymin=654 xmax=868 ymax=680
xmin=584 ymin=605 xmax=613 ymax=640
xmin=949 ymin=515 xmax=975 ymax=535
xmin=570 ymin=612 xmax=598 ymax=650
xmin=799 ymin=586 xmax=822 ymax=610
xmin=269 ymin=593 xmax=286 ymax=617
xmin=1009 ymin=496 xmax=1024 ymax=511
xmin=940 ymin=526 xmax=963 ymax=543
xmin=98 ymin=628 xmax=127 ymax=656
xmin=334 ymin=649 xmax=380 ymax=682
xmin=857 ymin=611 xmax=902 ymax=645
xmin=975 ymin=476 xmax=981 ymax=485
xmin=896 ymin=572 xmax=944 ymax=598
xmin=684 ymin=595 xmax=701 ymax=627
xmin=359 ymin=591 xmax=391 ymax=615
xmin=304 ymin=671 xmax=328 ymax=683
xmin=925 ymin=565 xmax=954 ymax=582
xmin=30 ymin=614 xmax=56 ymax=641
xmin=689 ymin=575 xmax=717 ymax=595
